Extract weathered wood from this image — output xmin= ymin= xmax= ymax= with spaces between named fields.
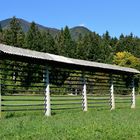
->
xmin=45 ymin=66 xmax=51 ymax=116
xmin=82 ymin=72 xmax=88 ymax=111
xmin=110 ymin=74 xmax=115 ymax=110
xmin=2 ymin=108 xmax=44 ymax=112
xmin=131 ymin=77 xmax=135 ymax=108
xmin=0 ymin=79 xmax=1 ymax=118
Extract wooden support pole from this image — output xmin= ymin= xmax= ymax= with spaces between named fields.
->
xmin=82 ymin=72 xmax=88 ymax=111
xmin=45 ymin=66 xmax=51 ymax=116
xmin=131 ymin=77 xmax=135 ymax=109
xmin=110 ymin=74 xmax=115 ymax=110
xmin=0 ymin=79 xmax=1 ymax=118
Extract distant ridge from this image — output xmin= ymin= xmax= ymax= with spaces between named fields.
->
xmin=0 ymin=18 xmax=91 ymax=40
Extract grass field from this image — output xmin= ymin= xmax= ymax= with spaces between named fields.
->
xmin=0 ymin=96 xmax=140 ymax=140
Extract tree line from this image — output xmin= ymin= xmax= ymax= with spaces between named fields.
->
xmin=0 ymin=17 xmax=140 ymax=70
xmin=0 ymin=17 xmax=140 ymax=94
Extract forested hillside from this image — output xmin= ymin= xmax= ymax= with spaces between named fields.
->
xmin=0 ymin=17 xmax=140 ymax=69
xmin=0 ymin=16 xmax=140 ymax=93
xmin=0 ymin=17 xmax=91 ymax=40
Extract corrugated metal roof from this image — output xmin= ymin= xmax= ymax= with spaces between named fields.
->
xmin=0 ymin=43 xmax=140 ymax=74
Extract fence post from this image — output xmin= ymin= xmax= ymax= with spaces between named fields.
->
xmin=131 ymin=77 xmax=135 ymax=109
xmin=45 ymin=66 xmax=51 ymax=116
xmin=110 ymin=74 xmax=115 ymax=110
xmin=82 ymin=72 xmax=88 ymax=111
xmin=0 ymin=78 xmax=1 ymax=118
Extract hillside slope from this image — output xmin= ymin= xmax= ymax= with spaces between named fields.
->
xmin=0 ymin=18 xmax=91 ymax=39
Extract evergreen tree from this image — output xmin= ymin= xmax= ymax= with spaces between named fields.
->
xmin=0 ymin=24 xmax=2 ymax=32
xmin=1 ymin=17 xmax=25 ymax=92
xmin=102 ymin=31 xmax=111 ymax=41
xmin=0 ymin=23 xmax=4 ymax=43
xmin=87 ymin=32 xmax=101 ymax=61
xmin=41 ymin=31 xmax=57 ymax=54
xmin=76 ymin=33 xmax=101 ymax=61
xmin=3 ymin=16 xmax=25 ymax=47
xmin=55 ymin=28 xmax=64 ymax=55
xmin=55 ymin=26 xmax=76 ymax=57
xmin=110 ymin=37 xmax=118 ymax=50
xmin=23 ymin=22 xmax=44 ymax=88
xmin=76 ymin=34 xmax=89 ymax=60
xmin=99 ymin=31 xmax=113 ymax=63
xmin=75 ymin=33 xmax=83 ymax=59
xmin=119 ymin=34 xmax=125 ymax=39
xmin=115 ymin=33 xmax=140 ymax=58
xmin=24 ymin=22 xmax=42 ymax=51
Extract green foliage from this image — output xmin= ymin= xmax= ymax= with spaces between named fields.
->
xmin=0 ymin=23 xmax=4 ymax=43
xmin=1 ymin=18 xmax=140 ymax=94
xmin=76 ymin=32 xmax=101 ymax=61
xmin=40 ymin=31 xmax=56 ymax=53
xmin=115 ymin=33 xmax=140 ymax=58
xmin=1 ymin=17 xmax=140 ymax=66
xmin=113 ymin=51 xmax=140 ymax=69
xmin=3 ymin=16 xmax=25 ymax=48
xmin=99 ymin=31 xmax=114 ymax=63
xmin=24 ymin=22 xmax=42 ymax=51
xmin=0 ymin=23 xmax=2 ymax=32
xmin=70 ymin=26 xmax=91 ymax=40
xmin=55 ymin=26 xmax=76 ymax=57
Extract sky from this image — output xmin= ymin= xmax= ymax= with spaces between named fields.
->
xmin=0 ymin=0 xmax=140 ymax=37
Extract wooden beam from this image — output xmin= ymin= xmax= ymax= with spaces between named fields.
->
xmin=0 ymin=78 xmax=1 ymax=118
xmin=82 ymin=72 xmax=88 ymax=111
xmin=45 ymin=66 xmax=51 ymax=116
xmin=110 ymin=74 xmax=115 ymax=110
xmin=131 ymin=77 xmax=135 ymax=109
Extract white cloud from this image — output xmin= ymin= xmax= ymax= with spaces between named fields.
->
xmin=79 ymin=23 xmax=85 ymax=27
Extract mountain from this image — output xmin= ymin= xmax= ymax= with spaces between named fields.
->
xmin=0 ymin=18 xmax=91 ymax=40
xmin=0 ymin=18 xmax=59 ymax=37
xmin=70 ymin=26 xmax=91 ymax=40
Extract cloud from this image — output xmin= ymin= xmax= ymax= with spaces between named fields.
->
xmin=79 ymin=23 xmax=85 ymax=27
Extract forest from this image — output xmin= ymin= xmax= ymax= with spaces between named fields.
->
xmin=0 ymin=17 xmax=140 ymax=94
xmin=0 ymin=17 xmax=140 ymax=68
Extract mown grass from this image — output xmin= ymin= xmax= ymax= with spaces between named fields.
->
xmin=0 ymin=96 xmax=140 ymax=140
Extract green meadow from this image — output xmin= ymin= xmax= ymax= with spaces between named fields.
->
xmin=0 ymin=96 xmax=140 ymax=140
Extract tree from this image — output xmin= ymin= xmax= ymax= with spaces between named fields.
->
xmin=76 ymin=33 xmax=85 ymax=59
xmin=55 ymin=26 xmax=76 ymax=57
xmin=113 ymin=51 xmax=140 ymax=69
xmin=102 ymin=31 xmax=111 ymax=41
xmin=24 ymin=22 xmax=42 ymax=51
xmin=115 ymin=33 xmax=140 ymax=58
xmin=98 ymin=31 xmax=113 ymax=63
xmin=0 ymin=24 xmax=2 ymax=32
xmin=3 ymin=16 xmax=25 ymax=47
xmin=0 ymin=23 xmax=4 ymax=43
xmin=41 ymin=31 xmax=57 ymax=54
xmin=113 ymin=51 xmax=140 ymax=92
xmin=87 ymin=32 xmax=101 ymax=61
xmin=76 ymin=32 xmax=101 ymax=61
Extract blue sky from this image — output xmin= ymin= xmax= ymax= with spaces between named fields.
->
xmin=0 ymin=0 xmax=140 ymax=37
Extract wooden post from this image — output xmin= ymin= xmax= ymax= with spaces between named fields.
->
xmin=110 ymin=74 xmax=115 ymax=110
xmin=82 ymin=72 xmax=87 ymax=111
xmin=0 ymin=79 xmax=1 ymax=118
xmin=45 ymin=66 xmax=51 ymax=116
xmin=131 ymin=77 xmax=135 ymax=109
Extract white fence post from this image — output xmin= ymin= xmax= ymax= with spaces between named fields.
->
xmin=82 ymin=72 xmax=88 ymax=111
xmin=110 ymin=74 xmax=115 ymax=110
xmin=131 ymin=77 xmax=135 ymax=109
xmin=45 ymin=66 xmax=51 ymax=116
